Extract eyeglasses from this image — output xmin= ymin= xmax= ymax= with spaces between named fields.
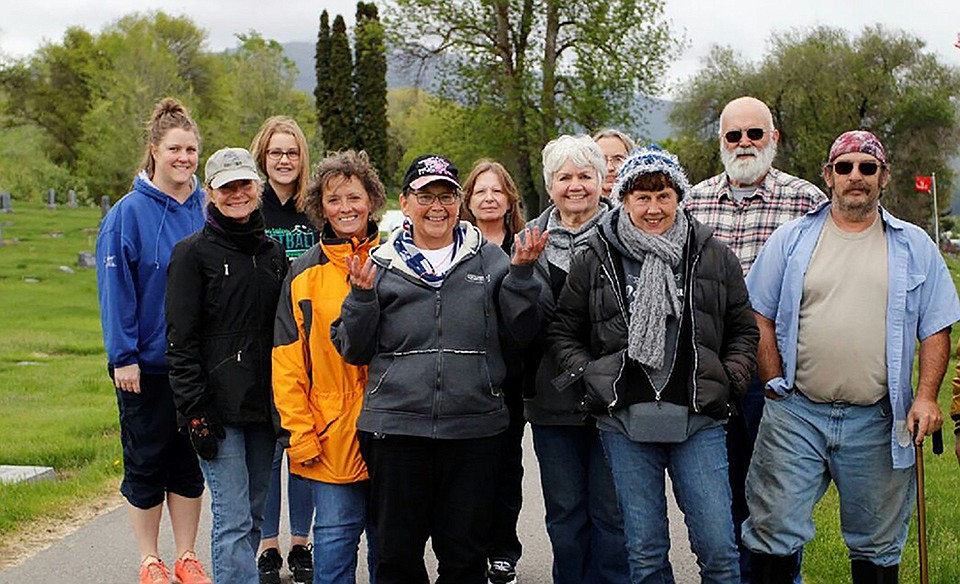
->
xmin=410 ymin=191 xmax=461 ymax=206
xmin=605 ymin=155 xmax=627 ymax=167
xmin=723 ymin=128 xmax=766 ymax=144
xmin=266 ymin=149 xmax=300 ymax=161
xmin=827 ymin=161 xmax=884 ymax=176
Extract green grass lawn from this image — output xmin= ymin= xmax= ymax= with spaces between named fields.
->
xmin=0 ymin=205 xmax=121 ymax=537
xmin=1 ymin=204 xmax=959 ymax=582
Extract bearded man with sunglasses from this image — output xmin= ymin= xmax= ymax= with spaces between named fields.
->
xmin=683 ymin=96 xmax=826 ymax=584
xmin=742 ymin=131 xmax=959 ymax=584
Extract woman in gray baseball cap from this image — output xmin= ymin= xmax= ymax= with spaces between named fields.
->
xmin=166 ymin=147 xmax=289 ymax=584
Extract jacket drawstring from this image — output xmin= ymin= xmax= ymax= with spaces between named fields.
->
xmin=154 ymin=196 xmax=171 ymax=270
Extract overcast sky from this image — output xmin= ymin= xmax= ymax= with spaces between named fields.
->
xmin=2 ymin=0 xmax=958 ymax=96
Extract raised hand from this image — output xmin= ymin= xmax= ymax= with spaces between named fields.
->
xmin=346 ymin=255 xmax=376 ymax=289
xmin=511 ymin=226 xmax=549 ymax=265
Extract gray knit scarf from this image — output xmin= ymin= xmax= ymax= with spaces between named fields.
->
xmin=543 ymin=202 xmax=609 ymax=273
xmin=616 ymin=209 xmax=688 ymax=369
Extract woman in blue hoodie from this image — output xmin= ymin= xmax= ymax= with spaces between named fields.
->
xmin=96 ymin=97 xmax=211 ymax=584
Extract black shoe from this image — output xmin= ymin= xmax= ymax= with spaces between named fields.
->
xmin=257 ymin=548 xmax=282 ymax=584
xmin=287 ymin=544 xmax=314 ymax=584
xmin=488 ymin=558 xmax=517 ymax=584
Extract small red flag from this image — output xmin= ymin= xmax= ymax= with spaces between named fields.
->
xmin=915 ymin=176 xmax=933 ymax=193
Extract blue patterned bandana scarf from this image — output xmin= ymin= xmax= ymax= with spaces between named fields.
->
xmin=392 ymin=218 xmax=466 ymax=288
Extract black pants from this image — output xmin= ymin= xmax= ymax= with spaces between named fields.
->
xmin=488 ymin=387 xmax=525 ymax=564
xmin=114 ymin=372 xmax=204 ymax=508
xmin=359 ymin=432 xmax=503 ymax=584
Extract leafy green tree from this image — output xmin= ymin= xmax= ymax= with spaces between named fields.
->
xmin=322 ymin=15 xmax=356 ymax=152
xmin=385 ymin=0 xmax=679 ymax=215
xmin=210 ymin=31 xmax=313 ymax=148
xmin=73 ymin=13 xmax=215 ymax=199
xmin=354 ymin=2 xmax=389 ymax=173
xmin=0 ymin=27 xmax=106 ymax=168
xmin=670 ymin=26 xmax=960 ymax=228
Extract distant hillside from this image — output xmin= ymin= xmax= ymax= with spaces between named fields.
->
xmin=282 ymin=41 xmax=674 ymax=141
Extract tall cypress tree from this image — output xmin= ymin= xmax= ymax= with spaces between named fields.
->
xmin=323 ymin=14 xmax=355 ymax=152
xmin=353 ymin=2 xmax=389 ymax=172
xmin=314 ymin=11 xmax=332 ymax=148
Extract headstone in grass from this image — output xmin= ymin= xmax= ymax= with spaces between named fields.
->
xmin=101 ymin=195 xmax=111 ymax=218
xmin=67 ymin=189 xmax=78 ymax=208
xmin=46 ymin=188 xmax=57 ymax=209
xmin=0 ymin=192 xmax=10 ymax=213
xmin=78 ymin=251 xmax=96 ymax=269
xmin=0 ymin=465 xmax=55 ymax=485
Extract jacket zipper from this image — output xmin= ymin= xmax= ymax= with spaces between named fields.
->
xmin=688 ymin=247 xmax=701 ymax=413
xmin=432 ymin=290 xmax=442 ymax=438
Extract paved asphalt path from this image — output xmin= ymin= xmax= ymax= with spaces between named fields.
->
xmin=0 ymin=431 xmax=698 ymax=583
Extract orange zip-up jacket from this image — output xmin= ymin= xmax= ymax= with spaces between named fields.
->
xmin=272 ymin=224 xmax=379 ymax=483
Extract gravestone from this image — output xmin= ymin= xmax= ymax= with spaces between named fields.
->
xmin=1 ymin=192 xmax=11 ymax=213
xmin=101 ymin=195 xmax=111 ymax=218
xmin=0 ymin=465 xmax=56 ymax=485
xmin=46 ymin=188 xmax=57 ymax=209
xmin=78 ymin=251 xmax=96 ymax=269
xmin=67 ymin=189 xmax=78 ymax=208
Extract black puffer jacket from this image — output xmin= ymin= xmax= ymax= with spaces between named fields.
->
xmin=546 ymin=209 xmax=758 ymax=420
xmin=166 ymin=212 xmax=287 ymax=427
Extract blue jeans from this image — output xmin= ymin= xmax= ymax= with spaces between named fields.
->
xmin=199 ymin=423 xmax=276 ymax=584
xmin=531 ymin=424 xmax=628 ymax=584
xmin=743 ymin=392 xmax=915 ymax=567
xmin=601 ymin=426 xmax=738 ymax=584
xmin=310 ymin=479 xmax=373 ymax=584
xmin=261 ymin=442 xmax=315 ymax=540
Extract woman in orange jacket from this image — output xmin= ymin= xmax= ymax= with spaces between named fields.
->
xmin=272 ymin=150 xmax=386 ymax=584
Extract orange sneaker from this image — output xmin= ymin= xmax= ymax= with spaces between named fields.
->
xmin=174 ymin=553 xmax=212 ymax=584
xmin=139 ymin=557 xmax=171 ymax=584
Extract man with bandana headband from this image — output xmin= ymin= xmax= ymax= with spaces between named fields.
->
xmin=743 ymin=130 xmax=960 ymax=584
xmin=683 ymin=96 xmax=826 ymax=583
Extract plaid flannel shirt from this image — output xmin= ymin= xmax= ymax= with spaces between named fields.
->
xmin=682 ymin=168 xmax=827 ymax=275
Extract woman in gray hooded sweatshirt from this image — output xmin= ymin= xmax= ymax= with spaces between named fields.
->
xmin=332 ymin=154 xmax=546 ymax=584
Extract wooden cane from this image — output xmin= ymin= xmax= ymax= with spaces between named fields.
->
xmin=915 ymin=426 xmax=943 ymax=584
xmin=916 ymin=432 xmax=929 ymax=584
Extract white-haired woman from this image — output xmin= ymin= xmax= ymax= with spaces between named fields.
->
xmin=524 ymin=135 xmax=628 ymax=584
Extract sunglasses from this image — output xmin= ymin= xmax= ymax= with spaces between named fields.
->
xmin=723 ymin=128 xmax=766 ymax=143
xmin=828 ymin=161 xmax=884 ymax=176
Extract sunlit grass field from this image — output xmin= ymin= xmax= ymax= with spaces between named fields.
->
xmin=0 ymin=204 xmax=958 ymax=581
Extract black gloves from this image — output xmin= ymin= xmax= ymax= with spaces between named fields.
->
xmin=188 ymin=415 xmax=225 ymax=460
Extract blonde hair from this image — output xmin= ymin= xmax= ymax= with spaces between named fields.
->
xmin=250 ymin=116 xmax=311 ymax=212
xmin=461 ymin=159 xmax=525 ymax=235
xmin=137 ymin=97 xmax=200 ymax=181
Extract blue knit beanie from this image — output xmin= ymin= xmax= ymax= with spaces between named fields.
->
xmin=611 ymin=144 xmax=691 ymax=201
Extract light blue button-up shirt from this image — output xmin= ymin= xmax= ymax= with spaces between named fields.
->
xmin=747 ymin=203 xmax=960 ymax=468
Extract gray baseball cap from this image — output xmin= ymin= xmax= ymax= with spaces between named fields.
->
xmin=205 ymin=147 xmax=261 ymax=189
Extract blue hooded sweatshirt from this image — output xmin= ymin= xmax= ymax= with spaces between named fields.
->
xmin=97 ymin=172 xmax=205 ymax=374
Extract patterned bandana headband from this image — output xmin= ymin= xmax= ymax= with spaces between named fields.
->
xmin=828 ymin=130 xmax=887 ymax=164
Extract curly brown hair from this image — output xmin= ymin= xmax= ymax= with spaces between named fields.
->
xmin=305 ymin=150 xmax=387 ymax=232
xmin=460 ymin=159 xmax=525 ymax=235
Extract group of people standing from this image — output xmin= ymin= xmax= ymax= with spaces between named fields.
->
xmin=97 ymin=93 xmax=959 ymax=584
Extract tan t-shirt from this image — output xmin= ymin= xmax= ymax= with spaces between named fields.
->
xmin=795 ymin=213 xmax=888 ymax=404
